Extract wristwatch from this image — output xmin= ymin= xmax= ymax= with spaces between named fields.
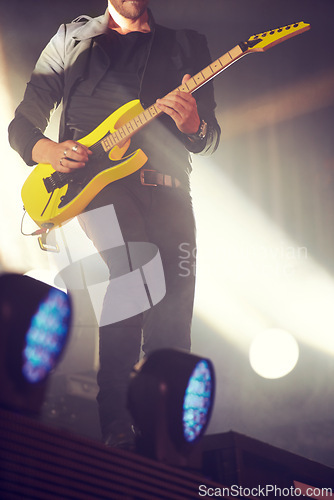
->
xmin=187 ymin=119 xmax=208 ymax=141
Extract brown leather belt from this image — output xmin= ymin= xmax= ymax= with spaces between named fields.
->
xmin=140 ymin=168 xmax=181 ymax=188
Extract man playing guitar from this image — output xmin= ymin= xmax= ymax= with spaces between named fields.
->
xmin=9 ymin=0 xmax=220 ymax=449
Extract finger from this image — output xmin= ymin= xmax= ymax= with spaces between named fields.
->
xmin=156 ymin=99 xmax=182 ymax=121
xmin=59 ymin=146 xmax=88 ymax=169
xmin=157 ymin=94 xmax=189 ymax=114
xmin=57 ymin=158 xmax=87 ymax=172
xmin=182 ymin=74 xmax=192 ymax=85
xmin=63 ymin=142 xmax=91 ymax=162
xmin=71 ymin=142 xmax=92 ymax=157
xmin=176 ymin=74 xmax=193 ymax=93
xmin=62 ymin=140 xmax=90 ymax=151
xmin=57 ymin=157 xmax=71 ymax=173
xmin=160 ymin=90 xmax=196 ymax=111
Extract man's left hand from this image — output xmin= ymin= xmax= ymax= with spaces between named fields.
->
xmin=156 ymin=74 xmax=200 ymax=135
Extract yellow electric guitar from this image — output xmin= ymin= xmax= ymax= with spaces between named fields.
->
xmin=21 ymin=21 xmax=310 ymax=231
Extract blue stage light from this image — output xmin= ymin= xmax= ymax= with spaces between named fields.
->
xmin=128 ymin=349 xmax=215 ymax=463
xmin=0 ymin=273 xmax=72 ymax=413
xmin=183 ymin=359 xmax=213 ymax=443
xmin=23 ymin=288 xmax=72 ymax=383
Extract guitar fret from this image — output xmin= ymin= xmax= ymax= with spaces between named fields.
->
xmin=229 ymin=45 xmax=245 ymax=62
xmin=128 ymin=120 xmax=136 ymax=132
xmin=218 ymin=55 xmax=229 ymax=68
xmin=114 ymin=130 xmax=123 ymax=142
xmin=194 ymin=73 xmax=205 ymax=85
xmin=111 ymin=131 xmax=119 ymax=145
xmin=125 ymin=123 xmax=133 ymax=134
xmin=135 ymin=113 xmax=143 ymax=124
xmin=143 ymin=110 xmax=151 ymax=121
xmin=202 ymin=66 xmax=214 ymax=79
xmin=134 ymin=114 xmax=142 ymax=125
xmin=101 ymin=134 xmax=115 ymax=152
xmin=211 ymin=59 xmax=224 ymax=72
xmin=148 ymin=104 xmax=158 ymax=117
xmin=186 ymin=80 xmax=196 ymax=92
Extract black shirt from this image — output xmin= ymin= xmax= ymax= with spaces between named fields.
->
xmin=67 ymin=30 xmax=152 ymax=137
xmin=66 ymin=28 xmax=193 ymax=187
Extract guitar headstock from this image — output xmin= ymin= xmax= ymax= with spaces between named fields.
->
xmin=241 ymin=22 xmax=310 ymax=53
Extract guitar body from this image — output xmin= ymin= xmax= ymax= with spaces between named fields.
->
xmin=21 ymin=99 xmax=148 ymax=228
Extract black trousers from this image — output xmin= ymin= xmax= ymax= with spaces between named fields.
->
xmin=78 ymin=172 xmax=196 ymax=438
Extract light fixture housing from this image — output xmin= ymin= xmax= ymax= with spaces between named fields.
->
xmin=0 ymin=273 xmax=72 ymax=413
xmin=128 ymin=349 xmax=215 ymax=463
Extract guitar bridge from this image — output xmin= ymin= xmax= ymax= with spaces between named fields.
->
xmin=43 ymin=171 xmax=71 ymax=193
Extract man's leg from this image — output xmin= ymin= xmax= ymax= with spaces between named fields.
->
xmin=78 ymin=182 xmax=151 ymax=443
xmin=142 ymin=187 xmax=196 ymax=354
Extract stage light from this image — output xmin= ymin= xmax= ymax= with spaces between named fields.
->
xmin=127 ymin=349 xmax=215 ymax=465
xmin=0 ymin=273 xmax=72 ymax=413
xmin=249 ymin=328 xmax=299 ymax=379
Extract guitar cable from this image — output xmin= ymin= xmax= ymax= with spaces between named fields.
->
xmin=20 ymin=208 xmax=48 ymax=237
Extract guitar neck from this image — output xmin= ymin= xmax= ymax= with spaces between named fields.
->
xmin=100 ymin=44 xmax=244 ymax=153
xmin=100 ymin=20 xmax=310 ymax=153
xmin=178 ymin=44 xmax=245 ymax=95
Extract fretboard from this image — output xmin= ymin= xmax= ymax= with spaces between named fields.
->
xmin=100 ymin=44 xmax=244 ymax=153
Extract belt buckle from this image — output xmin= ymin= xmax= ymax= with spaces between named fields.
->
xmin=140 ymin=169 xmax=158 ymax=187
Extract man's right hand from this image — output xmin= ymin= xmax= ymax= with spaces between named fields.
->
xmin=32 ymin=138 xmax=92 ymax=172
